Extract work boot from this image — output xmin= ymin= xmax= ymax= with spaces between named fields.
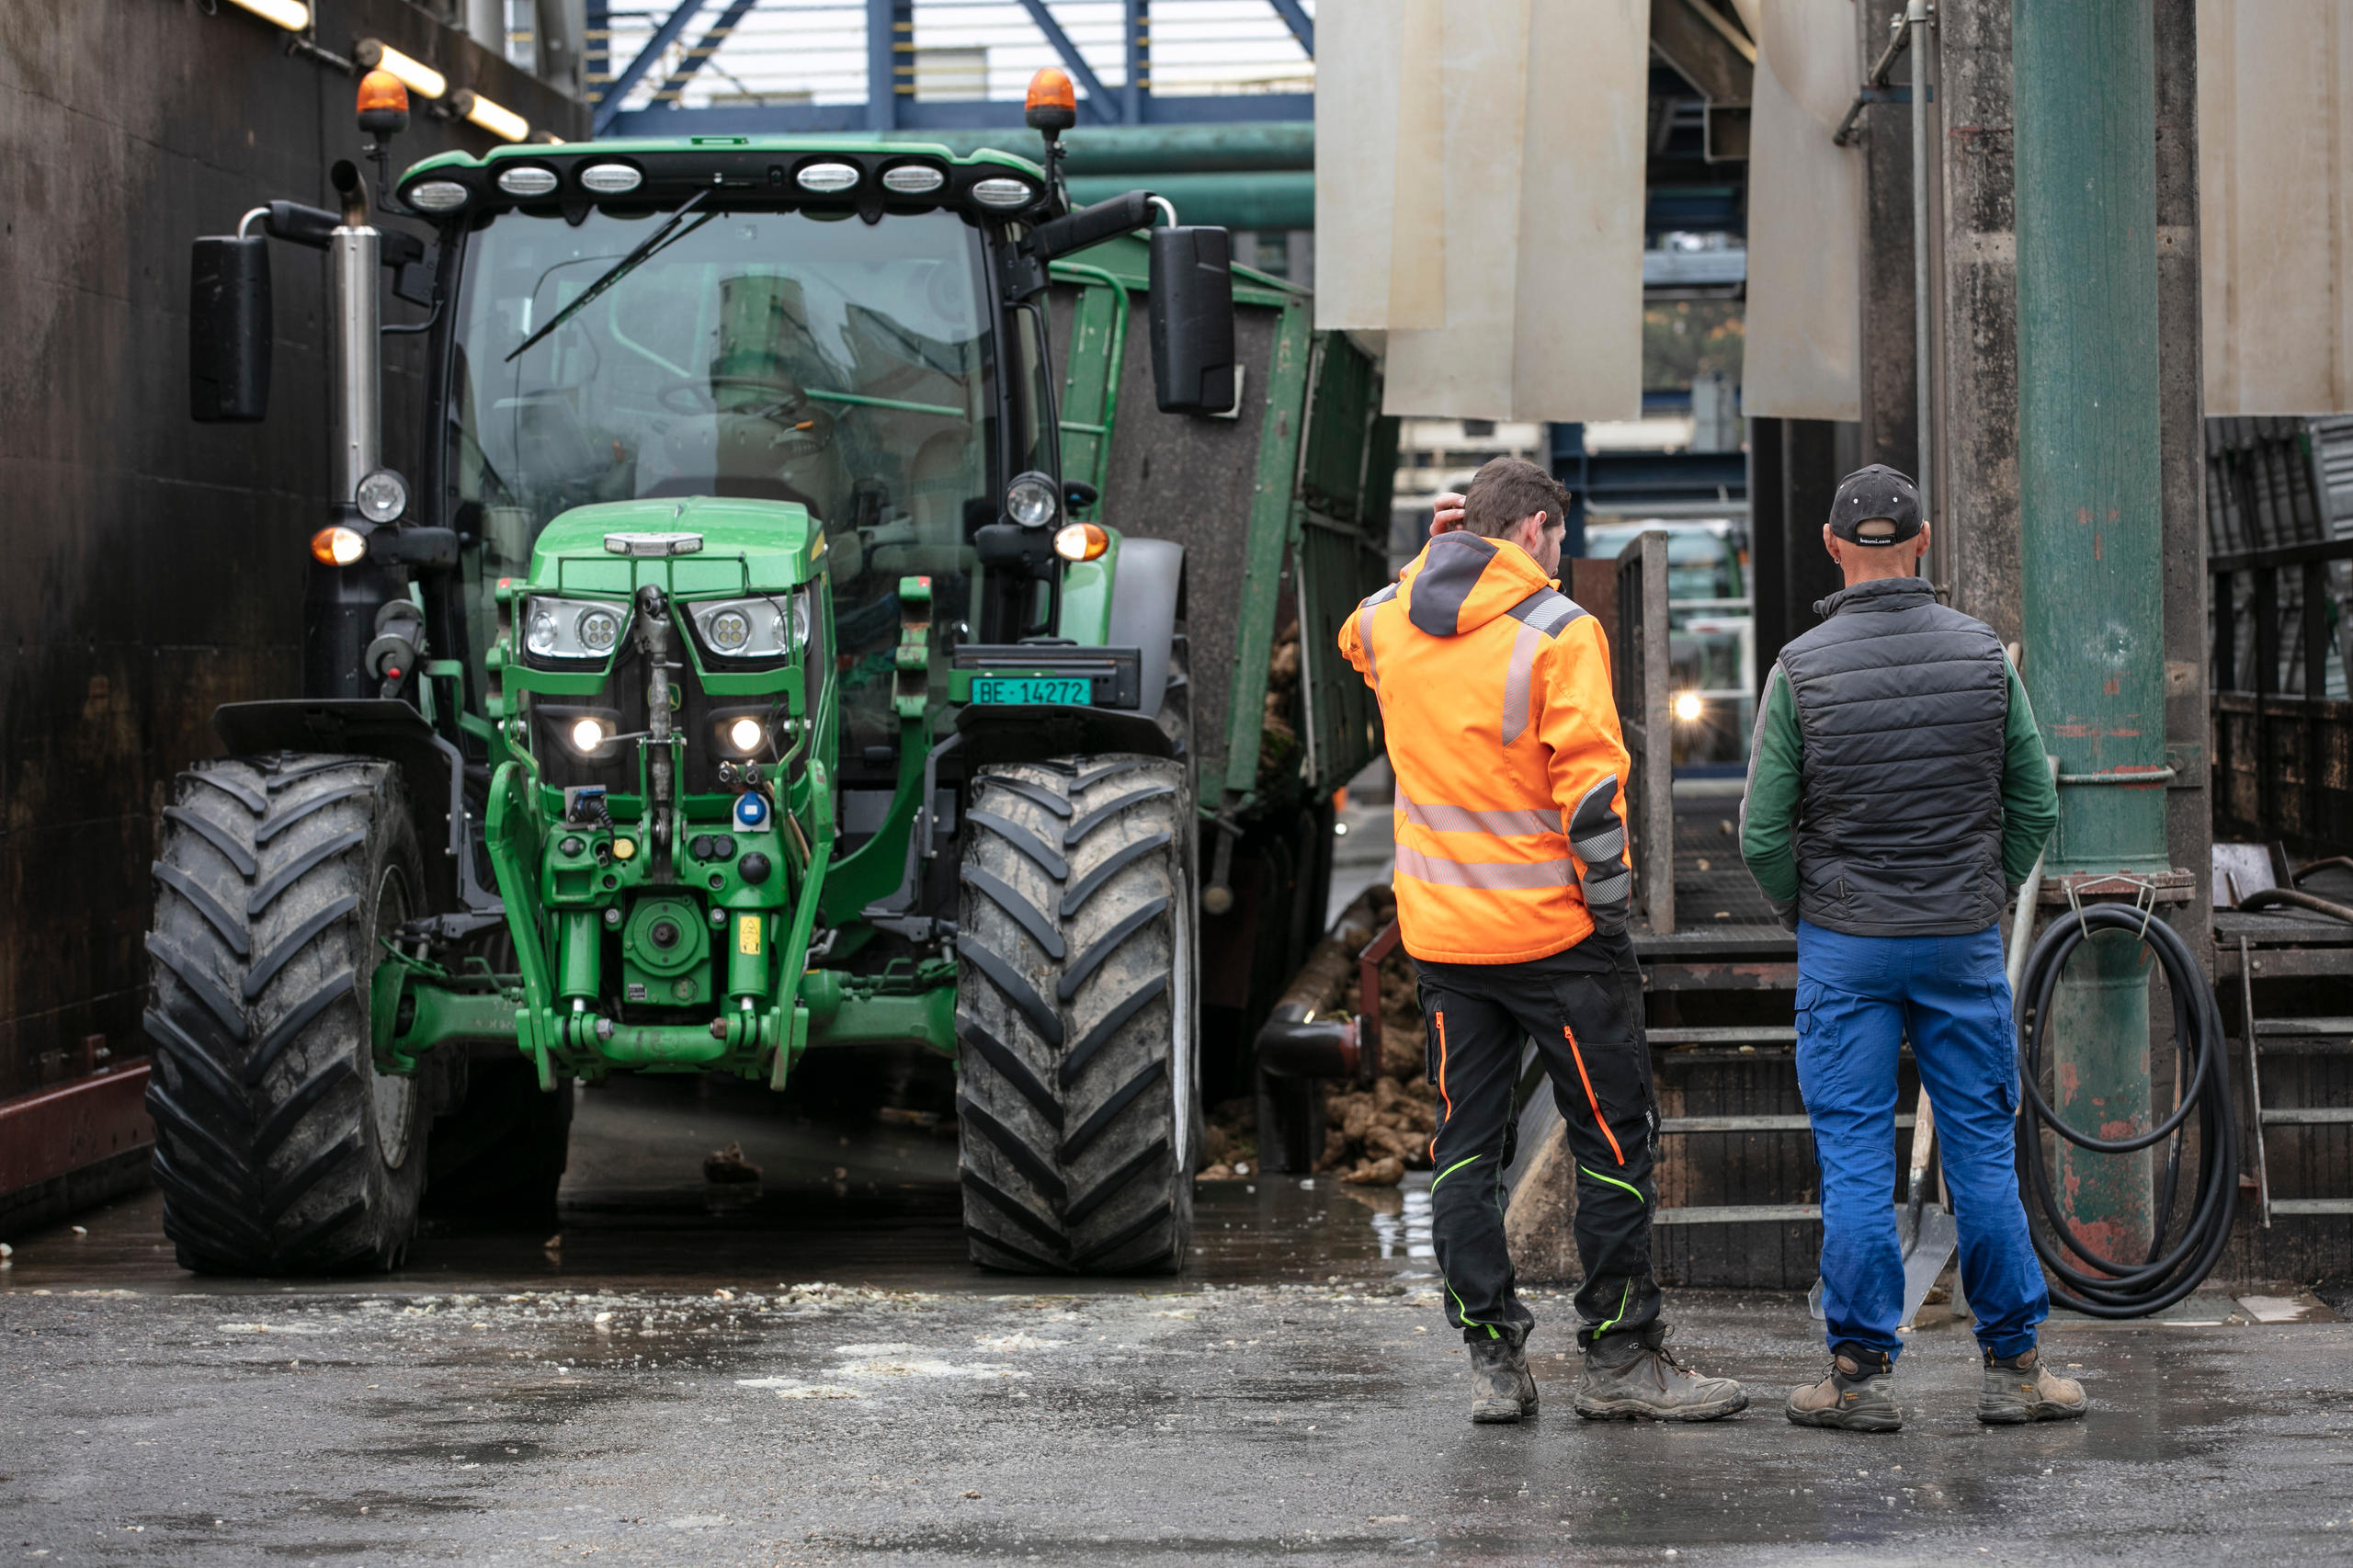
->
xmin=1573 ymin=1323 xmax=1748 ymax=1422
xmin=1978 ymin=1346 xmax=2087 ymax=1425
xmin=1466 ymin=1335 xmax=1538 ymax=1423
xmin=1785 ymin=1344 xmax=1901 ymax=1432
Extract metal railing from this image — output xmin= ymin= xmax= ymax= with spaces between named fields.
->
xmin=2211 ymin=534 xmax=2353 ymax=846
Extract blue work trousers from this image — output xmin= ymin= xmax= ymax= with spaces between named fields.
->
xmin=1795 ymin=919 xmax=2047 ymax=1361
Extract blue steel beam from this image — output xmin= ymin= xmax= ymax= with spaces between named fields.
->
xmin=646 ymin=0 xmax=761 ymax=108
xmin=1123 ymin=0 xmax=1148 ymax=124
xmin=1267 ymin=0 xmax=1313 ymax=57
xmin=593 ymin=0 xmax=711 ymax=134
xmin=866 ymin=0 xmax=910 ymax=131
xmin=1014 ymin=0 xmax=1121 ymax=123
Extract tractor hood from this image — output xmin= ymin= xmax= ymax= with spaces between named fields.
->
xmin=524 ymin=497 xmax=823 ymax=597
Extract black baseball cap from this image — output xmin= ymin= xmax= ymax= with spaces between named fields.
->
xmin=1830 ymin=465 xmax=1923 ymax=545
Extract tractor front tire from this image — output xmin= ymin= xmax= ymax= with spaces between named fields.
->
xmin=955 ymin=755 xmax=1196 ymax=1274
xmin=143 ymin=755 xmax=431 ymax=1273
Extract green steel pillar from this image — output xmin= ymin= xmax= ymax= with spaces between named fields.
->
xmin=2014 ymin=0 xmax=2165 ymax=1262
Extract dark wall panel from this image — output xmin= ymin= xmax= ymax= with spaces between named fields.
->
xmin=0 ymin=1 xmax=585 ymax=1096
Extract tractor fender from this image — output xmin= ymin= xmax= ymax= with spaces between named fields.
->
xmin=1105 ymin=537 xmax=1184 ymax=720
xmin=210 ymin=698 xmax=501 ymax=917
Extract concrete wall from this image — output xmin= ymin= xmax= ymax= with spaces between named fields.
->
xmin=0 ymin=1 xmax=585 ymax=1099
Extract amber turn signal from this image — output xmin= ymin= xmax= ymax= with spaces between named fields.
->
xmin=1053 ymin=522 xmax=1108 ymax=562
xmin=312 ymin=527 xmax=368 ymax=567
xmin=1025 ymin=66 xmax=1077 ymax=132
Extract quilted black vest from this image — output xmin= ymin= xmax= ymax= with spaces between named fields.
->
xmin=1779 ymin=577 xmax=2010 ymax=937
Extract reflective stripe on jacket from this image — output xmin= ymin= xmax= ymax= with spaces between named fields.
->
xmin=1338 ymin=530 xmax=1633 ymax=965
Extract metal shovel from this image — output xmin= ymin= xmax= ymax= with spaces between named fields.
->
xmin=1896 ymin=1090 xmax=1960 ymax=1325
xmin=1806 ymin=1079 xmax=1959 ymax=1327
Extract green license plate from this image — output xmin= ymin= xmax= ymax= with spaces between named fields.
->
xmin=971 ymin=676 xmax=1091 ymax=705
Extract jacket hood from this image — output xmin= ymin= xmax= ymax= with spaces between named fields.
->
xmin=1399 ymin=531 xmax=1556 ymax=637
xmin=1813 ymin=575 xmax=1936 ymax=619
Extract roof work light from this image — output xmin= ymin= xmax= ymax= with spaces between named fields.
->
xmin=354 ymin=40 xmax=448 ymax=101
xmin=222 ymin=0 xmax=311 ymax=29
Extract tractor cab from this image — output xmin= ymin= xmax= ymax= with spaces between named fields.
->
xmin=414 ymin=142 xmax=1045 ymax=766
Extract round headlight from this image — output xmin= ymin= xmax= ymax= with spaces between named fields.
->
xmin=495 ymin=165 xmax=560 ymax=198
xmin=405 ymin=180 xmax=470 ymax=213
xmin=526 ymin=608 xmax=559 ymax=656
xmin=707 ymin=608 xmax=752 ymax=652
xmin=1673 ymin=691 xmax=1705 ymax=723
xmin=727 ymin=717 xmax=765 ymax=753
xmin=576 ymin=607 xmax=623 ymax=654
xmin=970 ymin=177 xmax=1037 ymax=210
xmin=569 ymin=717 xmax=607 ymax=754
xmin=354 ymin=468 xmax=408 ymax=524
xmin=881 ymin=164 xmax=945 ymax=195
xmin=1006 ymin=472 xmax=1059 ymax=528
xmin=796 ymin=161 xmax=860 ymax=194
xmin=578 ymin=162 xmax=643 ymax=195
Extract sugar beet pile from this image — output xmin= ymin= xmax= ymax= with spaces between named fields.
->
xmin=1198 ymin=885 xmax=1438 ymax=1187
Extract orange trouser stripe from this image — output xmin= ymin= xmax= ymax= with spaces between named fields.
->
xmin=1431 ymin=1010 xmax=1453 ymax=1161
xmin=1563 ymin=1024 xmax=1626 ymax=1165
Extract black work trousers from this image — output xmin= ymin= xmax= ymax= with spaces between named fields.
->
xmin=1416 ymin=930 xmax=1663 ymax=1348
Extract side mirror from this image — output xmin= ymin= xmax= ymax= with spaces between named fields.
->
xmin=1148 ymin=226 xmax=1237 ymax=415
xmin=189 ymin=234 xmax=271 ymax=423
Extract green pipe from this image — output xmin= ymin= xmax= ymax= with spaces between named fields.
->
xmin=1065 ymin=171 xmax=1313 ymax=233
xmin=2015 ymin=0 xmax=2165 ymax=1262
xmin=877 ymin=123 xmax=1313 ymax=174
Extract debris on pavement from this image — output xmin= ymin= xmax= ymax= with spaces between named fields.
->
xmin=702 ymin=1141 xmax=762 ymax=1184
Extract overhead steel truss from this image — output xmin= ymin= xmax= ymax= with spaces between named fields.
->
xmin=586 ymin=0 xmax=1315 ymax=138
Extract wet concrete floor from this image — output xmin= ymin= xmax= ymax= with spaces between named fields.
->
xmin=4 ymin=1074 xmax=2350 ymax=1565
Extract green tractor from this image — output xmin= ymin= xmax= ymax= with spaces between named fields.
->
xmin=153 ymin=78 xmax=1392 ymax=1276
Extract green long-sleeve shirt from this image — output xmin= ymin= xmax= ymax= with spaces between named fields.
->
xmin=1739 ymin=653 xmax=2059 ymax=924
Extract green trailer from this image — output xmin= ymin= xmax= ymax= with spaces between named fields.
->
xmin=151 ymin=85 xmax=1392 ymax=1276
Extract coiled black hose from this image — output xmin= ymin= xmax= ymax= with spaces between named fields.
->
xmin=2014 ymin=903 xmax=2238 ymax=1317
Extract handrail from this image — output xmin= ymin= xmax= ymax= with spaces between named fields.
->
xmin=2210 ymin=536 xmax=2353 ymax=574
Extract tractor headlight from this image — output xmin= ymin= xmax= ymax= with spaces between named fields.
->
xmin=688 ymin=595 xmax=801 ymax=660
xmin=569 ymin=716 xmax=612 ymax=755
xmin=523 ymin=597 xmax=631 ymax=662
xmin=1006 ymin=471 xmax=1060 ymax=529
xmin=404 ymin=179 xmax=470 ymax=213
xmin=712 ymin=713 xmax=770 ymax=757
xmin=354 ymin=468 xmax=408 ymax=524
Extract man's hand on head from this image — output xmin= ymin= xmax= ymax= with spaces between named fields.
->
xmin=1431 ymin=492 xmax=1467 ymax=536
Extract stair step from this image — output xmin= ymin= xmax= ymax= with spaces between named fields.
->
xmin=1653 ymin=1204 xmax=1821 ymax=1225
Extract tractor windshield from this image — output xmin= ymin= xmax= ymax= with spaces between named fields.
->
xmin=446 ymin=204 xmax=996 ymax=749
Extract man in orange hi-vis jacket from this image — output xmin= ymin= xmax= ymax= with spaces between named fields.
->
xmin=1343 ymin=456 xmax=1747 ymax=1426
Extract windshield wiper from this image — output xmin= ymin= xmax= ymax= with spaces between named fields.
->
xmin=505 ymin=188 xmax=714 ymax=364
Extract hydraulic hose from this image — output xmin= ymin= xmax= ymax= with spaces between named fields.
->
xmin=2013 ymin=903 xmax=2238 ymax=1317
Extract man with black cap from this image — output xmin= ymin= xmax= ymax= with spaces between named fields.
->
xmin=1740 ymin=465 xmax=2079 ymax=1432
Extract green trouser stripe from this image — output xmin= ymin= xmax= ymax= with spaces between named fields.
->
xmin=1430 ymin=1153 xmax=1482 ymax=1195
xmin=1579 ymin=1163 xmax=1647 ymax=1204
xmin=1596 ymin=1278 xmax=1632 ymax=1337
xmin=1446 ymin=1279 xmax=1500 ymax=1338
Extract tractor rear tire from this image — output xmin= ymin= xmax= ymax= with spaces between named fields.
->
xmin=955 ymin=755 xmax=1195 ymax=1274
xmin=143 ymin=755 xmax=431 ymax=1274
